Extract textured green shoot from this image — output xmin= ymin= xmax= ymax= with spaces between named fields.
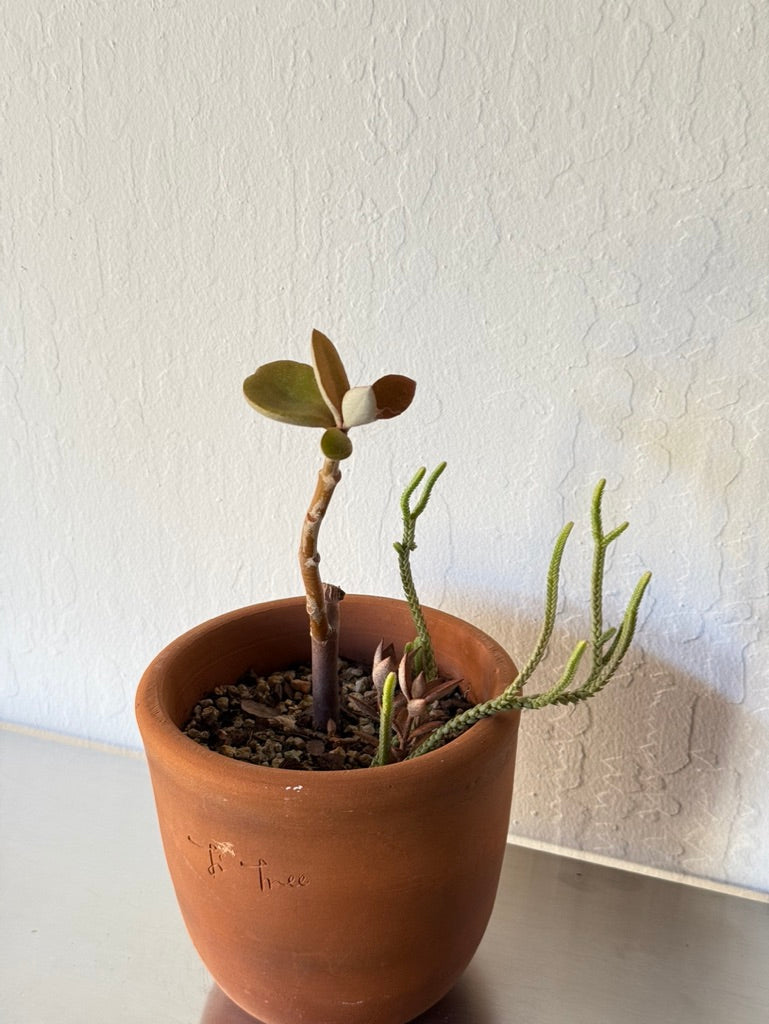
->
xmin=509 ymin=520 xmax=574 ymax=692
xmin=394 ymin=463 xmax=447 ymax=683
xmin=372 ymin=672 xmax=398 ymax=767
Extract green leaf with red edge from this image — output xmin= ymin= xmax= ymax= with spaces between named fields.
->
xmin=320 ymin=427 xmax=353 ymax=460
xmin=243 ymin=361 xmax=335 ymax=428
xmin=311 ymin=329 xmax=350 ymax=426
xmin=371 ymin=375 xmax=416 ymax=420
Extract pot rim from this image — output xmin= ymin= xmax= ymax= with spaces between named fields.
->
xmin=136 ymin=594 xmax=519 ymax=792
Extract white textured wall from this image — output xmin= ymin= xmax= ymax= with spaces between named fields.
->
xmin=2 ymin=2 xmax=768 ymax=891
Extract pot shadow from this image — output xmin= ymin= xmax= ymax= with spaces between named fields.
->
xmin=199 ymin=986 xmax=254 ymax=1024
xmin=199 ymin=967 xmax=494 ymax=1024
xmin=409 ymin=966 xmax=495 ymax=1023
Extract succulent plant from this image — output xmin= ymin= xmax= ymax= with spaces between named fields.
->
xmin=395 ymin=473 xmax=652 ymax=761
xmin=244 ymin=329 xmax=415 ymax=459
xmin=244 ymin=330 xmax=415 ymax=730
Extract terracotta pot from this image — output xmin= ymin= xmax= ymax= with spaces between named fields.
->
xmin=136 ymin=595 xmax=520 ymax=1024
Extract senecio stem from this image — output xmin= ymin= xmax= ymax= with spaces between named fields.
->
xmin=300 ymin=457 xmax=344 ymax=730
xmin=395 ymin=463 xmax=447 ymax=683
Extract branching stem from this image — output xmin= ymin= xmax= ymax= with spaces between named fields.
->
xmin=394 ymin=463 xmax=446 ymax=682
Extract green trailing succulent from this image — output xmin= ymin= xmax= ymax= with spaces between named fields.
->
xmin=244 ymin=330 xmax=652 ymax=763
xmin=394 ymin=472 xmax=652 ymax=761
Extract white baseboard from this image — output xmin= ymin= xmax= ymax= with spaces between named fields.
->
xmin=508 ymin=833 xmax=769 ymax=904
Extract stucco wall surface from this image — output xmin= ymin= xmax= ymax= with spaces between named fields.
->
xmin=2 ymin=1 xmax=768 ymax=891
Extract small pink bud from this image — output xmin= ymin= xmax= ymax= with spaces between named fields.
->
xmin=371 ymin=641 xmax=397 ymax=693
xmin=407 ymin=698 xmax=428 ymax=721
xmin=411 ymin=671 xmax=426 ymax=700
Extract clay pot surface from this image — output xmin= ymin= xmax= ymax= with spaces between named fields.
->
xmin=136 ymin=595 xmax=520 ymax=1024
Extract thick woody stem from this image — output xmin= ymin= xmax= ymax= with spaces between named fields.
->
xmin=299 ymin=458 xmax=344 ymax=730
xmin=311 ymin=583 xmax=344 ymax=730
xmin=299 ymin=458 xmax=341 ymax=640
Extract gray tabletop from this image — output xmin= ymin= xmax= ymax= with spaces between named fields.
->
xmin=2 ymin=728 xmax=767 ymax=1023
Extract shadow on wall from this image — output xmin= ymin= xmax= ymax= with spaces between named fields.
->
xmin=507 ymin=630 xmax=764 ymax=888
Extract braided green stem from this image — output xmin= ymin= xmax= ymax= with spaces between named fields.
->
xmin=394 ymin=463 xmax=446 ymax=683
xmin=509 ymin=520 xmax=574 ymax=690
